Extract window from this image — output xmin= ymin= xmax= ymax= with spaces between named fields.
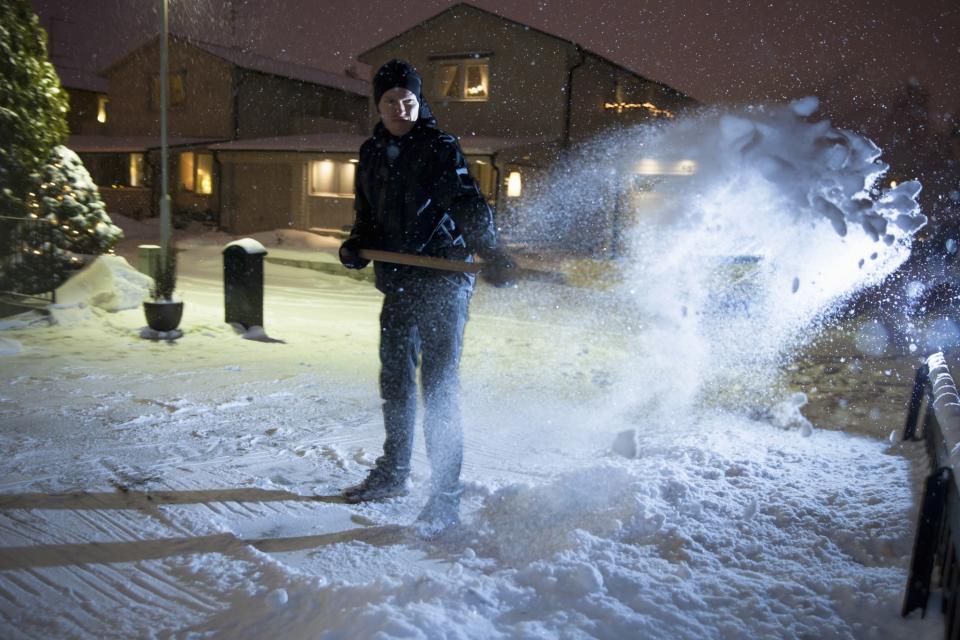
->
xmin=435 ymin=59 xmax=489 ymax=101
xmin=152 ymin=72 xmax=186 ymax=109
xmin=178 ymin=151 xmax=214 ymax=195
xmin=129 ymin=153 xmax=144 ymax=187
xmin=309 ymin=159 xmax=356 ymax=198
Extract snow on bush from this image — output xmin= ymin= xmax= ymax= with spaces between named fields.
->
xmin=4 ymin=146 xmax=124 ymax=294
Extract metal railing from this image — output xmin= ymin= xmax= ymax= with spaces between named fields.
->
xmin=0 ymin=215 xmax=58 ymax=306
xmin=902 ymin=351 xmax=960 ymax=638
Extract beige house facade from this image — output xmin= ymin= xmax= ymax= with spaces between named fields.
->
xmin=66 ymin=36 xmax=369 ymax=231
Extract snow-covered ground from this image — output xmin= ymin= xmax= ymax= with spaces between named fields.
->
xmin=0 ymin=221 xmax=942 ymax=639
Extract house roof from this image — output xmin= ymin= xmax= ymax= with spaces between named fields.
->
xmin=56 ymin=66 xmax=109 ymax=94
xmin=100 ymin=35 xmax=369 ymax=97
xmin=189 ymin=40 xmax=370 ymax=97
xmin=66 ymin=135 xmax=225 ymax=153
xmin=209 ymin=133 xmax=367 ymax=153
xmin=358 ymin=2 xmax=694 ymax=103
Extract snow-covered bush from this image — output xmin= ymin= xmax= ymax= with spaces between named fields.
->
xmin=1 ymin=146 xmax=123 ymax=293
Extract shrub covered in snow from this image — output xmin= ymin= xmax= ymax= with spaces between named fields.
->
xmin=2 ymin=146 xmax=123 ymax=293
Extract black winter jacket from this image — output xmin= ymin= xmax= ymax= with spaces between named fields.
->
xmin=342 ymin=118 xmax=497 ymax=293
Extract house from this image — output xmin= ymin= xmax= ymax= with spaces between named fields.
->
xmin=66 ymin=36 xmax=370 ymax=227
xmin=61 ymin=4 xmax=696 ymax=251
xmin=356 ymin=3 xmax=697 ymax=253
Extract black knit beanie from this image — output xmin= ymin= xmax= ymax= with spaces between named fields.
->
xmin=373 ymin=59 xmax=422 ymax=104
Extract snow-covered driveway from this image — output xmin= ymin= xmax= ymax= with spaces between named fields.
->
xmin=0 ymin=241 xmax=941 ymax=639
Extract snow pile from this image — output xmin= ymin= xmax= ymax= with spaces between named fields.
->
xmin=55 ymin=255 xmax=152 ymax=312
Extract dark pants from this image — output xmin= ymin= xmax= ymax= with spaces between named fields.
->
xmin=375 ymin=287 xmax=470 ymax=494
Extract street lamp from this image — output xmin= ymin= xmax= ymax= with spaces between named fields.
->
xmin=159 ymin=0 xmax=171 ymax=270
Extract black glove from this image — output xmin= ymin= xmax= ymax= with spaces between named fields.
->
xmin=339 ymin=239 xmax=370 ymax=270
xmin=480 ymin=248 xmax=518 ymax=288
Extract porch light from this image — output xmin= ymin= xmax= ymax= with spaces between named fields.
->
xmin=507 ymin=171 xmax=522 ymax=198
xmin=97 ymin=95 xmax=108 ymax=124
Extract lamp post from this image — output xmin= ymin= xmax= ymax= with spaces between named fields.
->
xmin=159 ymin=0 xmax=171 ymax=270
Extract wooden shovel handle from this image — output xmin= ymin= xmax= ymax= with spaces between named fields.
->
xmin=358 ymin=249 xmax=483 ymax=273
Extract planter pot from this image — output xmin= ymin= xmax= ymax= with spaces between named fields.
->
xmin=143 ymin=300 xmax=184 ymax=332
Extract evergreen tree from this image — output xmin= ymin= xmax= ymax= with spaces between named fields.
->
xmin=0 ymin=0 xmax=69 ymax=217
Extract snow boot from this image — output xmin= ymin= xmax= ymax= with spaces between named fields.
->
xmin=414 ymin=487 xmax=462 ymax=536
xmin=341 ymin=472 xmax=410 ymax=504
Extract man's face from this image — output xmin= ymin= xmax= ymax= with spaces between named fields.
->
xmin=378 ymin=87 xmax=420 ymax=136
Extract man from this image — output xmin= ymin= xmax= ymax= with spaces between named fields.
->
xmin=339 ymin=59 xmax=509 ymax=531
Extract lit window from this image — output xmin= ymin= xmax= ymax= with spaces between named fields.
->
xmin=153 ymin=72 xmax=186 ymax=109
xmin=435 ymin=59 xmax=489 ymax=101
xmin=129 ymin=153 xmax=144 ymax=187
xmin=309 ymin=159 xmax=356 ymax=198
xmin=97 ymin=95 xmax=109 ymax=124
xmin=195 ymin=153 xmax=213 ymax=195
xmin=179 ymin=152 xmax=195 ymax=191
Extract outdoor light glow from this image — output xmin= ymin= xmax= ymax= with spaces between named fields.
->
xmin=634 ymin=159 xmax=697 ymax=175
xmin=604 ymin=101 xmax=674 ymax=117
xmin=890 ymin=180 xmax=898 ymax=188
xmin=506 ymin=170 xmax=522 ymax=197
xmin=96 ymin=95 xmax=108 ymax=123
xmin=195 ymin=154 xmax=214 ymax=195
xmin=129 ymin=153 xmax=144 ymax=187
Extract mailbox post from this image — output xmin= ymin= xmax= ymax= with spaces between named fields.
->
xmin=223 ymin=238 xmax=267 ymax=329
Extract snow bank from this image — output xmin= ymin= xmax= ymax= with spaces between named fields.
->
xmin=55 ymin=255 xmax=152 ymax=312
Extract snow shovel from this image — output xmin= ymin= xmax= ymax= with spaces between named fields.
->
xmin=357 ymin=248 xmax=483 ymax=274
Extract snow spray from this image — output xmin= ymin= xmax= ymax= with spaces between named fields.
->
xmin=507 ymin=97 xmax=926 ymax=422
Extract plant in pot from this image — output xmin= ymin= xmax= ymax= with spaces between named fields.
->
xmin=143 ymin=249 xmax=184 ymax=334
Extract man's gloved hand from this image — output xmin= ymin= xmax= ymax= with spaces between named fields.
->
xmin=339 ymin=239 xmax=370 ymax=269
xmin=480 ymin=248 xmax=518 ymax=288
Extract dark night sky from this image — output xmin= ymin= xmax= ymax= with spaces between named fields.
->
xmin=31 ymin=0 xmax=960 ymax=135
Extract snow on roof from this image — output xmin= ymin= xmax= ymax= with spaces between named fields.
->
xmin=100 ymin=35 xmax=369 ymax=97
xmin=189 ymin=40 xmax=370 ymax=97
xmin=209 ymin=134 xmax=368 ymax=153
xmin=66 ymin=135 xmax=225 ymax=153
xmin=55 ymin=66 xmax=109 ymax=93
xmin=456 ymin=136 xmax=558 ymax=155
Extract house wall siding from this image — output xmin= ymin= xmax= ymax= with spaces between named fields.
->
xmin=568 ymin=55 xmax=693 ymax=143
xmin=235 ymin=71 xmax=368 ymax=138
xmin=103 ymin=40 xmax=234 ymax=139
